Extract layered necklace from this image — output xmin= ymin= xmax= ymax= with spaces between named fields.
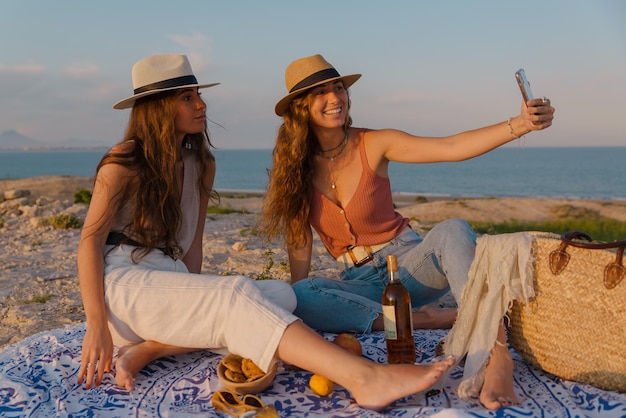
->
xmin=318 ymin=130 xmax=348 ymax=162
xmin=319 ymin=130 xmax=349 ymax=189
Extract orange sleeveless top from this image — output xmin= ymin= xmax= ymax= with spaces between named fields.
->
xmin=309 ymin=129 xmax=409 ymax=258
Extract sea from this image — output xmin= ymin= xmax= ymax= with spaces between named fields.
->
xmin=0 ymin=147 xmax=624 ymax=200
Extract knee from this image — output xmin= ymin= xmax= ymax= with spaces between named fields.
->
xmin=274 ymin=280 xmax=297 ymax=313
xmin=292 ymin=279 xmax=322 ymax=319
xmin=291 ymin=278 xmax=315 ymax=298
xmin=292 ymin=277 xmax=310 ymax=288
xmin=230 ymin=275 xmax=255 ymax=292
xmin=254 ymin=279 xmax=297 ymax=313
xmin=291 ymin=278 xmax=318 ymax=311
xmin=435 ymin=219 xmax=476 ymax=244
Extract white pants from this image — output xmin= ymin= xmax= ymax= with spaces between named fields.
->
xmin=103 ymin=245 xmax=298 ymax=372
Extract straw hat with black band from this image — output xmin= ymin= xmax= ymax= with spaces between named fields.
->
xmin=113 ymin=54 xmax=220 ymax=110
xmin=275 ymin=54 xmax=361 ymax=117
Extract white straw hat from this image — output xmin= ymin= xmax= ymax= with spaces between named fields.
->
xmin=275 ymin=54 xmax=361 ymax=116
xmin=113 ymin=54 xmax=219 ymax=109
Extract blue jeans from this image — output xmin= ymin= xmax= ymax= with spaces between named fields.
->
xmin=292 ymin=219 xmax=476 ymax=333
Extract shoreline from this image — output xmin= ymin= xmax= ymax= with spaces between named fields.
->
xmin=2 ymin=175 xmax=626 ymax=203
xmin=1 ymin=175 xmax=626 ymax=349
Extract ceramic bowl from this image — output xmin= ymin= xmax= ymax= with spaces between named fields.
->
xmin=217 ymin=359 xmax=278 ymax=395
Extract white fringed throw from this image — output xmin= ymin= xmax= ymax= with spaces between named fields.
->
xmin=444 ymin=232 xmax=535 ymax=399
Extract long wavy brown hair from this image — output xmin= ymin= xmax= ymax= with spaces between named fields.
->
xmin=259 ymin=90 xmax=352 ymax=249
xmin=96 ymin=90 xmax=218 ymax=260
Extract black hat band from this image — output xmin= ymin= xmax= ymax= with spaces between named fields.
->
xmin=134 ymin=75 xmax=198 ymax=95
xmin=289 ymin=68 xmax=341 ymax=93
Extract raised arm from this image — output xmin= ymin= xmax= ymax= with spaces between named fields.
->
xmin=367 ymin=98 xmax=554 ymax=166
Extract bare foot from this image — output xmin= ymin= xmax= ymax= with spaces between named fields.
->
xmin=276 ymin=322 xmax=455 ymax=411
xmin=412 ymin=305 xmax=457 ymax=329
xmin=115 ymin=341 xmax=196 ymax=390
xmin=479 ymin=334 xmax=520 ymax=410
xmin=350 ymin=356 xmax=455 ymax=411
xmin=372 ymin=305 xmax=457 ymax=332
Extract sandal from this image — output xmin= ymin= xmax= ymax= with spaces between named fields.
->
xmin=241 ymin=405 xmax=279 ymax=418
xmin=211 ymin=390 xmax=264 ymax=416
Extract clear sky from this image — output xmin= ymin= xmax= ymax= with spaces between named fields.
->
xmin=1 ymin=0 xmax=624 ymax=149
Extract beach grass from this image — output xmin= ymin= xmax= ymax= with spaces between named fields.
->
xmin=470 ymin=217 xmax=626 ymax=243
xmin=207 ymin=205 xmax=248 ymax=215
xmin=22 ymin=294 xmax=53 ymax=304
xmin=39 ymin=213 xmax=83 ymax=229
xmin=74 ymin=188 xmax=92 ymax=204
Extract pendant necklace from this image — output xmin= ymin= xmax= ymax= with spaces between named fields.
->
xmin=330 ymin=172 xmax=337 ymax=189
xmin=319 ymin=130 xmax=348 ymax=189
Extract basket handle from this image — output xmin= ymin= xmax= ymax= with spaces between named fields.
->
xmin=549 ymin=230 xmax=626 ymax=289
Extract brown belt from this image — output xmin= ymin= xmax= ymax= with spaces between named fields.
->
xmin=336 ymin=242 xmax=391 ymax=268
xmin=335 ymin=227 xmax=413 ymax=268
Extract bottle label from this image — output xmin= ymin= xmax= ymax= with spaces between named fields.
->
xmin=382 ymin=305 xmax=398 ymax=340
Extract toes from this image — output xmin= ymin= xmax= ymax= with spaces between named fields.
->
xmin=481 ymin=395 xmax=519 ymax=410
xmin=442 ymin=355 xmax=455 ymax=367
xmin=431 ymin=356 xmax=455 ymax=377
xmin=482 ymin=398 xmax=502 ymax=410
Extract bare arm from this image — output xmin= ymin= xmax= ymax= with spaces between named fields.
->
xmin=288 ymin=226 xmax=313 ymax=283
xmin=182 ymin=159 xmax=216 ymax=274
xmin=366 ymin=98 xmax=555 ymax=168
xmin=77 ymin=163 xmax=129 ymax=388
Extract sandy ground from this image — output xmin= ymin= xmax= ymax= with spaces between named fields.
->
xmin=1 ymin=176 xmax=625 ymax=349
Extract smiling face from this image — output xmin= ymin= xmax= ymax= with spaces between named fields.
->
xmin=307 ymin=80 xmax=349 ymax=129
xmin=174 ymin=87 xmax=207 ymax=142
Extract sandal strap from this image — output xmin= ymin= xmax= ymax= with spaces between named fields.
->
xmin=211 ymin=390 xmax=264 ymax=416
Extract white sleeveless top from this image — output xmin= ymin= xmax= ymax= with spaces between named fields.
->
xmin=177 ymin=149 xmax=200 ymax=257
xmin=109 ymin=148 xmax=200 ymax=258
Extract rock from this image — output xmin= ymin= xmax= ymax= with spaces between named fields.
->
xmin=5 ymin=208 xmax=21 ymax=218
xmin=35 ymin=197 xmax=54 ymax=206
xmin=4 ymin=189 xmax=31 ymax=200
xmin=232 ymin=242 xmax=247 ymax=251
xmin=21 ymin=205 xmax=40 ymax=218
xmin=64 ymin=204 xmax=88 ymax=217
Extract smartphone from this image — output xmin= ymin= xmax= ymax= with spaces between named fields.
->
xmin=515 ymin=68 xmax=534 ymax=102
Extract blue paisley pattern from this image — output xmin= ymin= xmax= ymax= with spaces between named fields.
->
xmin=1 ymin=323 xmax=625 ymax=417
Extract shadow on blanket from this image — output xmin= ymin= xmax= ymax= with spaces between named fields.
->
xmin=1 ymin=323 xmax=625 ymax=417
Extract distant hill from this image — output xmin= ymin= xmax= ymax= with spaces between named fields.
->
xmin=0 ymin=130 xmax=43 ymax=149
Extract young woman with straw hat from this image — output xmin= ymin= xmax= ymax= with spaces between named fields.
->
xmin=76 ymin=53 xmax=455 ymax=412
xmin=261 ymin=54 xmax=555 ymax=409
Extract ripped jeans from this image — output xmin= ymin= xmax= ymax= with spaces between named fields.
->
xmin=292 ymin=219 xmax=476 ymax=333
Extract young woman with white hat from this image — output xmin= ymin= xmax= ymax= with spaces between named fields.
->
xmin=76 ymin=53 xmax=455 ymax=411
xmin=261 ymin=54 xmax=555 ymax=409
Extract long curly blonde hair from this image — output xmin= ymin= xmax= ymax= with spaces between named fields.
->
xmin=259 ymin=91 xmax=352 ymax=249
xmin=96 ymin=90 xmax=218 ymax=259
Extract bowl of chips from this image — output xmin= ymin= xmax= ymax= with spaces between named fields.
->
xmin=217 ymin=353 xmax=278 ymax=394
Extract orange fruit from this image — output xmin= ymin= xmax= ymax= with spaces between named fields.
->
xmin=332 ymin=333 xmax=362 ymax=356
xmin=309 ymin=374 xmax=334 ymax=396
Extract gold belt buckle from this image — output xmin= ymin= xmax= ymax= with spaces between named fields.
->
xmin=347 ymin=245 xmax=373 ymax=267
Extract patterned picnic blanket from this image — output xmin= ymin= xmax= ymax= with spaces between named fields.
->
xmin=1 ymin=323 xmax=625 ymax=417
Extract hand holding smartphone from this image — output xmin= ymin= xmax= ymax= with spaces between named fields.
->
xmin=515 ymin=69 xmax=534 ymax=102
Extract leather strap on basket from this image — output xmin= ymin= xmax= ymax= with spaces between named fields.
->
xmin=549 ymin=230 xmax=626 ymax=289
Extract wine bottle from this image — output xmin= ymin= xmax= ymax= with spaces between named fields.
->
xmin=382 ymin=254 xmax=415 ymax=364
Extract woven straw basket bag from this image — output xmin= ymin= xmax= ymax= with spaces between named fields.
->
xmin=508 ymin=231 xmax=626 ymax=392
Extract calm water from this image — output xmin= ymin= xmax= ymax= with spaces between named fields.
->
xmin=0 ymin=147 xmax=624 ymax=200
